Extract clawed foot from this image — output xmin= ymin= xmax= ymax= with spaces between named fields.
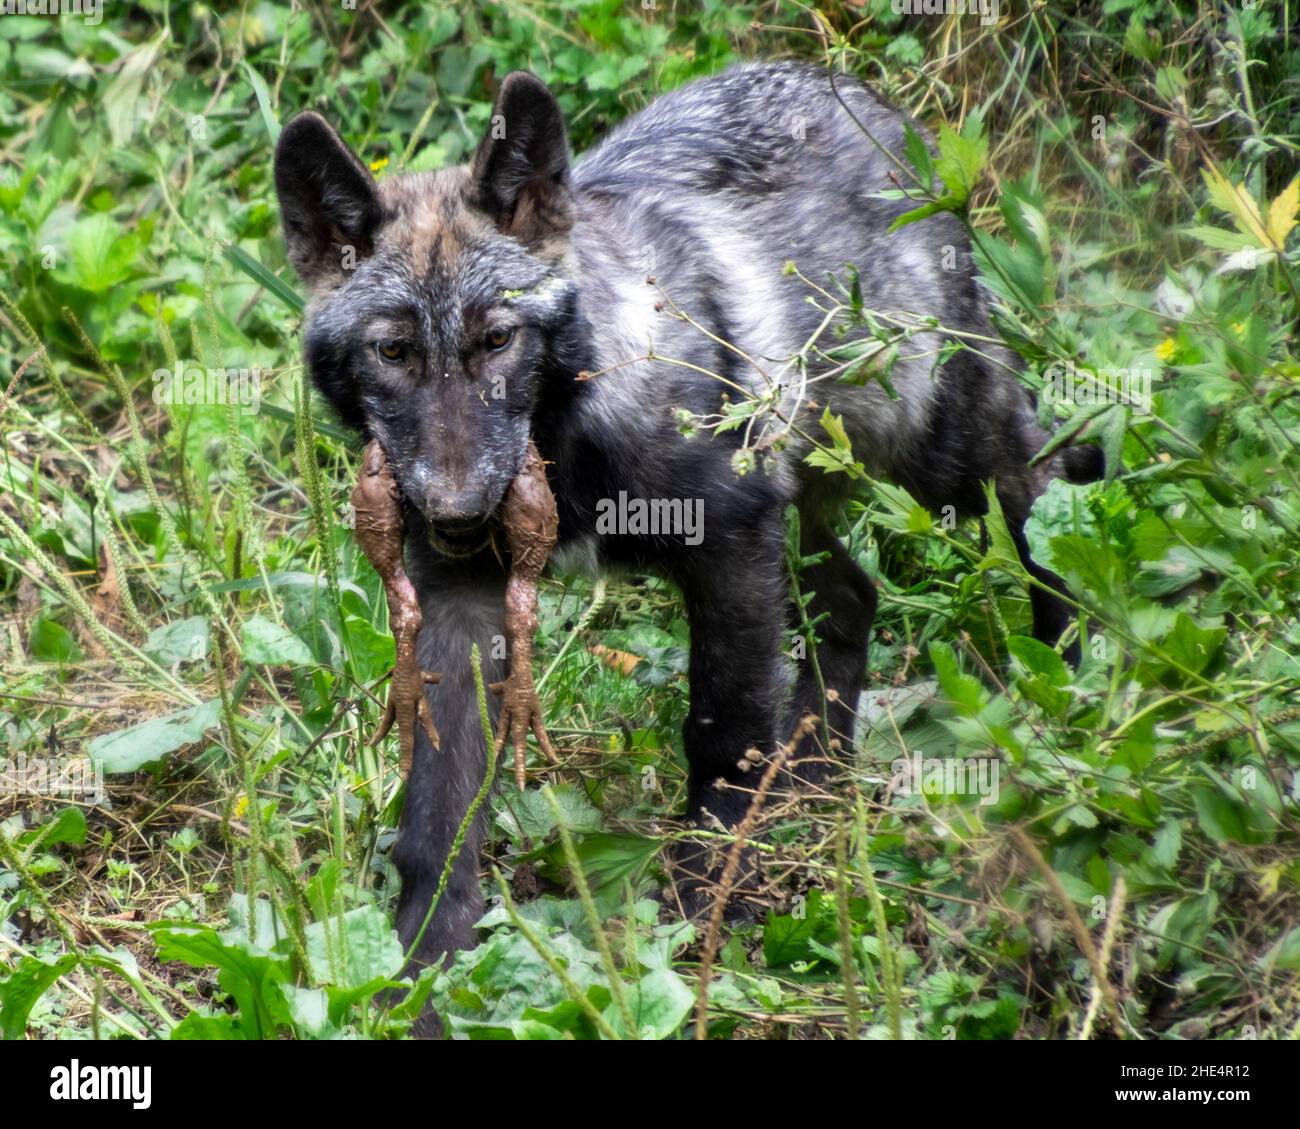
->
xmin=370 ymin=668 xmax=442 ymax=779
xmin=489 ymin=675 xmax=559 ymax=790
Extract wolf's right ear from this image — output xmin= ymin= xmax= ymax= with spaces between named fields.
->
xmin=274 ymin=112 xmax=383 ymax=288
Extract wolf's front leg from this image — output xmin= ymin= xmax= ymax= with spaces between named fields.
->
xmin=391 ymin=549 xmax=507 ymax=1029
xmin=671 ymin=524 xmax=787 ymax=913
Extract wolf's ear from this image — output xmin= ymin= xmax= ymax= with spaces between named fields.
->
xmin=470 ymin=72 xmax=574 ymax=249
xmin=274 ymin=112 xmax=383 ymax=288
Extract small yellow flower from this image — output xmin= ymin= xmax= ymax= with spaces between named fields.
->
xmin=1154 ymin=337 xmax=1177 ymax=363
xmin=1232 ymin=321 xmax=1247 ymax=336
xmin=233 ymin=794 xmax=249 ymax=818
xmin=369 ymin=156 xmax=389 ymax=174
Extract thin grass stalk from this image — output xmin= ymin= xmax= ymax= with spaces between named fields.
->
xmin=834 ymin=817 xmax=861 ymax=1039
xmin=854 ymin=799 xmax=902 ymax=1038
xmin=544 ymin=783 xmax=636 ymax=1036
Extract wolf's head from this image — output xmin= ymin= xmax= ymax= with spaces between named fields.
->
xmin=275 ymin=73 xmax=580 ymax=555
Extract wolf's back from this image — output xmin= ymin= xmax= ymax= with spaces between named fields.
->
xmin=569 ymin=64 xmax=1011 ymax=484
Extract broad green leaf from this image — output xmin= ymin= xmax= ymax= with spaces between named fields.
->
xmin=151 ymin=921 xmax=293 ymax=1039
xmin=763 ymin=889 xmax=837 ymax=967
xmin=605 ymin=969 xmax=694 ymax=1039
xmin=61 ymin=212 xmax=136 ymax=293
xmin=543 ymin=833 xmax=660 ymax=898
xmin=28 ymin=615 xmax=81 ymax=663
xmin=1123 ymin=15 xmax=1160 ymax=62
xmin=18 ymin=807 xmax=87 ymax=850
xmin=170 ymin=1011 xmax=242 ymax=1039
xmin=1193 ymin=786 xmax=1247 ymax=845
xmin=901 ymin=119 xmax=934 ymax=190
xmin=103 ymin=32 xmax=167 ymax=147
xmin=241 ymin=616 xmax=314 ymax=666
xmin=145 ymin=616 xmax=210 ymax=664
xmin=512 ymin=784 xmax=603 ymax=841
xmin=0 ymin=954 xmax=77 ymax=1040
xmin=1259 ymin=927 xmax=1300 ymax=973
xmin=929 ymin=641 xmax=987 ymax=714
xmin=89 ymin=699 xmax=222 ymax=773
xmin=933 ymin=123 xmax=987 ymax=206
xmin=305 ymin=906 xmax=404 ymax=992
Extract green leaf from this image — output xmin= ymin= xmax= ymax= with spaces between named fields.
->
xmin=605 ymin=969 xmax=694 ymax=1039
xmin=1149 ymin=820 xmax=1182 ymax=869
xmin=1183 ymin=224 xmax=1256 ymax=252
xmin=145 ymin=617 xmax=210 ymax=664
xmin=933 ymin=123 xmax=987 ymax=206
xmin=546 ymin=833 xmax=660 ymax=898
xmin=762 ymin=889 xmax=838 ymax=967
xmin=341 ymin=613 xmax=395 ymax=681
xmin=28 ymin=614 xmax=82 ymax=663
xmin=61 ymin=212 xmax=136 ymax=293
xmin=972 ymin=230 xmax=1046 ymax=308
xmin=1133 ymin=549 xmax=1203 ymax=598
xmin=804 ymin=407 xmax=860 ymax=476
xmin=0 ymin=954 xmax=77 ymax=1040
xmin=1047 ymin=533 xmax=1127 ymax=621
xmin=1006 ymin=635 xmax=1068 ymax=684
xmin=1007 ymin=635 xmax=1072 ymax=715
xmin=170 ymin=1011 xmax=242 ymax=1039
xmin=979 ymin=481 xmax=1028 ymax=576
xmin=1162 ymin=612 xmax=1225 ymax=674
xmin=887 ymin=199 xmax=947 ymax=232
xmin=89 ymin=699 xmax=222 ymax=773
xmin=18 ymin=807 xmax=87 ymax=849
xmin=222 ymin=242 xmax=305 ymax=314
xmin=929 ymin=641 xmax=987 ymax=715
xmin=1259 ymin=927 xmax=1300 ymax=973
xmin=304 ymin=906 xmax=404 ymax=993
xmin=151 ymin=920 xmax=292 ymax=1039
xmin=102 ymin=32 xmax=167 ymax=147
xmin=1193 ymin=785 xmax=1247 ymax=845
xmin=1123 ymin=15 xmax=1161 ymax=62
xmin=241 ymin=616 xmax=314 ymax=666
xmin=241 ymin=60 xmax=281 ymax=144
xmin=512 ymin=784 xmax=603 ymax=841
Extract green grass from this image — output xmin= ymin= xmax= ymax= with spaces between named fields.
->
xmin=1 ymin=0 xmax=1298 ymax=1040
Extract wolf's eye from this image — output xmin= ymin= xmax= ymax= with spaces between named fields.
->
xmin=376 ymin=340 xmax=407 ymax=363
xmin=484 ymin=327 xmax=514 ymax=352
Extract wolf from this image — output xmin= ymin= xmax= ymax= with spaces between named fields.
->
xmin=275 ymin=61 xmax=1097 ymax=1020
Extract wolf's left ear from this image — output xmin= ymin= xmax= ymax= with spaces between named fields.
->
xmin=471 ymin=72 xmax=574 ymax=249
xmin=274 ymin=112 xmax=383 ymax=288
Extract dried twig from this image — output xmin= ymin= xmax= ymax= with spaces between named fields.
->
xmin=692 ymin=713 xmax=816 ymax=1039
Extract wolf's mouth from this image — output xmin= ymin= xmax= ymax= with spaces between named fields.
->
xmin=427 ymin=518 xmax=492 ymax=559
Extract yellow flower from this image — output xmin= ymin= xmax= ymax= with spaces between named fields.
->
xmin=1154 ymin=337 xmax=1177 ymax=362
xmin=1232 ymin=321 xmax=1247 ymax=336
xmin=233 ymin=794 xmax=248 ymax=818
xmin=369 ymin=156 xmax=389 ymax=174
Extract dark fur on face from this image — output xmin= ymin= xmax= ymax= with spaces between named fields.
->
xmin=275 ymin=75 xmax=583 ymax=551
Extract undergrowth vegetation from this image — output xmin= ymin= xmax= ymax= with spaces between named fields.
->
xmin=1 ymin=1 xmax=1298 ymax=1040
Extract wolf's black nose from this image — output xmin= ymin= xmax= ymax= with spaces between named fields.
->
xmin=423 ymin=487 xmax=491 ymax=530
